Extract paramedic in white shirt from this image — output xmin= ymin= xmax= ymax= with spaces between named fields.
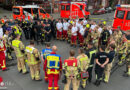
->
xmin=0 ymin=24 xmax=3 ymax=38
xmin=83 ymin=17 xmax=87 ymax=25
xmin=91 ymin=22 xmax=97 ymax=31
xmin=56 ymin=20 xmax=63 ymax=40
xmin=71 ymin=23 xmax=78 ymax=46
xmin=63 ymin=19 xmax=69 ymax=40
xmin=79 ymin=25 xmax=86 ymax=46
xmin=107 ymin=26 xmax=112 ymax=35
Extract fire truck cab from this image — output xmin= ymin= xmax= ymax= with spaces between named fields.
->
xmin=113 ymin=5 xmax=130 ymax=31
xmin=60 ymin=2 xmax=90 ymax=19
xmin=12 ymin=5 xmax=50 ymax=20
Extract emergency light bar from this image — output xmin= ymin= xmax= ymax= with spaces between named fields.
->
xmin=116 ymin=4 xmax=130 ymax=8
xmin=121 ymin=5 xmax=130 ymax=8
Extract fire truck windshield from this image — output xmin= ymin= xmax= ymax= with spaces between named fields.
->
xmin=61 ymin=5 xmax=65 ymax=10
xmin=13 ymin=8 xmax=20 ymax=15
xmin=126 ymin=11 xmax=130 ymax=20
xmin=116 ymin=10 xmax=125 ymax=19
xmin=40 ymin=9 xmax=46 ymax=14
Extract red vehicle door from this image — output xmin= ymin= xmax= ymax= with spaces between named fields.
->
xmin=61 ymin=4 xmax=66 ymax=18
xmin=113 ymin=9 xmax=125 ymax=29
xmin=65 ymin=4 xmax=70 ymax=18
xmin=122 ymin=11 xmax=130 ymax=31
xmin=71 ymin=3 xmax=79 ymax=19
xmin=13 ymin=7 xmax=23 ymax=20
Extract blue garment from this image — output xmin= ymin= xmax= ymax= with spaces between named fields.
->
xmin=42 ymin=48 xmax=52 ymax=60
xmin=46 ymin=54 xmax=60 ymax=69
xmin=108 ymin=51 xmax=115 ymax=63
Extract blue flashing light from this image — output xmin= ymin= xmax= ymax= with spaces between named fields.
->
xmin=116 ymin=4 xmax=121 ymax=7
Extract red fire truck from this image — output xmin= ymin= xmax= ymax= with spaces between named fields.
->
xmin=113 ymin=5 xmax=130 ymax=31
xmin=12 ymin=5 xmax=50 ymax=20
xmin=60 ymin=2 xmax=90 ymax=19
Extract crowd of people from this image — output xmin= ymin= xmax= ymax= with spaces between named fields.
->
xmin=0 ymin=15 xmax=130 ymax=90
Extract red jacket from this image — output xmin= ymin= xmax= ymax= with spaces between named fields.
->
xmin=44 ymin=52 xmax=62 ymax=74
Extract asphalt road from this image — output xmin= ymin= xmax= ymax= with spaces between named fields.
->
xmin=0 ymin=8 xmax=130 ymax=90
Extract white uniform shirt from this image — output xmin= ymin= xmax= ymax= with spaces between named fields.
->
xmin=63 ymin=22 xmax=69 ymax=31
xmin=56 ymin=23 xmax=63 ymax=32
xmin=83 ymin=20 xmax=87 ymax=25
xmin=76 ymin=22 xmax=81 ymax=29
xmin=0 ymin=28 xmax=3 ymax=38
xmin=76 ymin=19 xmax=79 ymax=23
xmin=91 ymin=25 xmax=97 ymax=30
xmin=98 ymin=27 xmax=103 ymax=33
xmin=79 ymin=27 xmax=86 ymax=36
xmin=109 ymin=29 xmax=112 ymax=35
xmin=79 ymin=25 xmax=83 ymax=30
xmin=71 ymin=26 xmax=78 ymax=36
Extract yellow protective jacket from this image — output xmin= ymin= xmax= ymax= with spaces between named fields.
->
xmin=76 ymin=54 xmax=90 ymax=72
xmin=25 ymin=45 xmax=41 ymax=65
xmin=12 ymin=39 xmax=25 ymax=58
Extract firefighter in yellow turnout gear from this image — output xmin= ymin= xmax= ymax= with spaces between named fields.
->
xmin=63 ymin=50 xmax=79 ymax=90
xmin=25 ymin=41 xmax=42 ymax=81
xmin=123 ymin=32 xmax=130 ymax=77
xmin=12 ymin=34 xmax=27 ymax=74
xmin=3 ymin=30 xmax=13 ymax=60
xmin=118 ymin=34 xmax=128 ymax=65
xmin=77 ymin=48 xmax=90 ymax=89
xmin=13 ymin=23 xmax=22 ymax=36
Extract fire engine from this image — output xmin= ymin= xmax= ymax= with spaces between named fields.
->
xmin=113 ymin=5 xmax=130 ymax=31
xmin=60 ymin=2 xmax=90 ymax=19
xmin=12 ymin=5 xmax=50 ymax=20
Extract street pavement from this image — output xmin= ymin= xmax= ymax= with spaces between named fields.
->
xmin=0 ymin=8 xmax=130 ymax=90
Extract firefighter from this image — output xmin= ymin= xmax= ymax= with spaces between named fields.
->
xmin=12 ymin=34 xmax=28 ymax=74
xmin=63 ymin=50 xmax=79 ymax=90
xmin=3 ymin=30 xmax=13 ymax=60
xmin=94 ymin=45 xmax=109 ymax=86
xmin=44 ymin=45 xmax=62 ymax=90
xmin=44 ymin=23 xmax=51 ymax=42
xmin=104 ymin=44 xmax=115 ymax=83
xmin=25 ymin=41 xmax=42 ymax=81
xmin=117 ymin=34 xmax=128 ymax=65
xmin=56 ymin=20 xmax=63 ymax=40
xmin=63 ymin=19 xmax=69 ymax=40
xmin=22 ymin=19 xmax=28 ymax=39
xmin=123 ymin=32 xmax=130 ymax=77
xmin=67 ymin=23 xmax=73 ymax=43
xmin=76 ymin=48 xmax=90 ymax=88
xmin=91 ymin=27 xmax=100 ymax=49
xmin=13 ymin=23 xmax=22 ymax=37
xmin=71 ymin=23 xmax=78 ymax=47
xmin=86 ymin=42 xmax=96 ymax=83
xmin=79 ymin=25 xmax=86 ymax=47
xmin=41 ymin=43 xmax=52 ymax=82
xmin=100 ymin=26 xmax=110 ymax=47
xmin=83 ymin=24 xmax=90 ymax=50
xmin=0 ymin=37 xmax=8 ymax=71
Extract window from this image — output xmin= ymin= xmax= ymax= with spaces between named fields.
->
xmin=66 ymin=5 xmax=70 ymax=11
xmin=126 ymin=11 xmax=130 ymax=20
xmin=23 ymin=8 xmax=31 ymax=14
xmin=85 ymin=7 xmax=88 ymax=11
xmin=13 ymin=8 xmax=20 ymax=15
xmin=116 ymin=10 xmax=125 ymax=19
xmin=32 ymin=8 xmax=38 ymax=14
xmin=40 ymin=9 xmax=46 ymax=14
xmin=61 ymin=5 xmax=65 ymax=10
xmin=80 ymin=5 xmax=83 ymax=10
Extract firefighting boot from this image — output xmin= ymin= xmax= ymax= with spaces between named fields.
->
xmin=8 ymin=53 xmax=13 ymax=60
